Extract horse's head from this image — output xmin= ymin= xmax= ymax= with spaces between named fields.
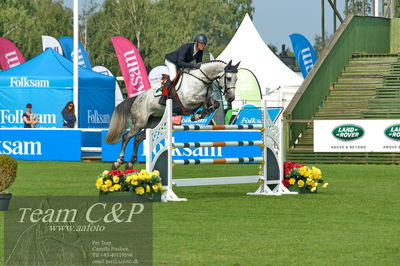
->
xmin=218 ymin=60 xmax=240 ymax=102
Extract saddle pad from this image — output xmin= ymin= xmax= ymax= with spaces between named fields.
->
xmin=153 ymin=87 xmax=162 ymax=97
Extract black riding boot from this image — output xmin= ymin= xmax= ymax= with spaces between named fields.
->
xmin=158 ymin=79 xmax=172 ymax=105
xmin=158 ymin=95 xmax=167 ymax=105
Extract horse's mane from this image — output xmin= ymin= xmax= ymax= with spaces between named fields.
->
xmin=200 ymin=60 xmax=226 ymax=65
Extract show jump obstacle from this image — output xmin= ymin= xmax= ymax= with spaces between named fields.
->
xmin=145 ymin=99 xmax=297 ymax=202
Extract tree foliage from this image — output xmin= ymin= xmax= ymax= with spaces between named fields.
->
xmin=0 ymin=0 xmax=72 ymax=60
xmin=395 ymin=0 xmax=400 ymax=17
xmin=344 ymin=0 xmax=372 ymax=16
xmin=313 ymin=33 xmax=333 ymax=58
xmin=0 ymin=0 xmax=254 ymax=75
xmin=86 ymin=0 xmax=254 ymax=74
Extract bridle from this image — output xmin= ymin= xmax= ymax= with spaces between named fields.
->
xmin=220 ymin=71 xmax=236 ymax=96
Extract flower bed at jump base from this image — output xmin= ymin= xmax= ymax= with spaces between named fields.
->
xmin=282 ymin=162 xmax=329 ymax=193
xmin=96 ymin=169 xmax=163 ymax=202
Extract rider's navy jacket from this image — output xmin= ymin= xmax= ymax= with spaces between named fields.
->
xmin=165 ymin=43 xmax=203 ymax=69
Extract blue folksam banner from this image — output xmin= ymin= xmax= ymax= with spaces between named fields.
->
xmin=0 ymin=88 xmax=71 ymax=128
xmin=0 ymin=129 xmax=81 ymax=161
xmin=59 ymin=36 xmax=92 ymax=69
xmin=101 ymin=131 xmax=261 ymax=162
xmin=289 ymin=33 xmax=317 ymax=78
xmin=234 ymin=106 xmax=283 ymax=124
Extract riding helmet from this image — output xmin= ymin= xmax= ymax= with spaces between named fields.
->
xmin=194 ymin=33 xmax=208 ymax=45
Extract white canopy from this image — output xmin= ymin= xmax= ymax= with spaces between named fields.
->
xmin=217 ymin=14 xmax=303 ymax=93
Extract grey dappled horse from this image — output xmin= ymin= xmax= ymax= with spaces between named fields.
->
xmin=105 ymin=60 xmax=240 ymax=169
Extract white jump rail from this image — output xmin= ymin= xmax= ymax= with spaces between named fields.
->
xmin=80 ymin=128 xmax=104 ymax=153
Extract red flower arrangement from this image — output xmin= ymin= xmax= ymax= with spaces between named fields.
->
xmin=283 ymin=161 xmax=305 ymax=177
xmin=108 ymin=168 xmax=139 ymax=177
xmin=282 ymin=179 xmax=290 ymax=188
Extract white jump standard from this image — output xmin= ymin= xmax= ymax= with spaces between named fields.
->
xmin=145 ymin=99 xmax=297 ymax=202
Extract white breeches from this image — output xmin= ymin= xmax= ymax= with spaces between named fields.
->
xmin=165 ymin=59 xmax=177 ymax=81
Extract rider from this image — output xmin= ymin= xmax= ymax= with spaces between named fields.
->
xmin=159 ymin=33 xmax=208 ymax=105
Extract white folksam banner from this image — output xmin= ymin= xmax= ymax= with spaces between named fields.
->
xmin=314 ymin=120 xmax=400 ymax=152
xmin=41 ymin=36 xmax=63 ymax=55
xmin=92 ymin=65 xmax=124 ymax=106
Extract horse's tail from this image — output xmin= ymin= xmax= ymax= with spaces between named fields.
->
xmin=105 ymin=97 xmax=136 ymax=144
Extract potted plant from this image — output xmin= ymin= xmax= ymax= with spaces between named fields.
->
xmin=96 ymin=168 xmax=163 ymax=202
xmin=282 ymin=162 xmax=329 ymax=193
xmin=0 ymin=155 xmax=17 ymax=210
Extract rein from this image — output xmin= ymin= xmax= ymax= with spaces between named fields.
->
xmin=184 ymin=69 xmax=214 ymax=86
xmin=184 ymin=67 xmax=234 ymax=96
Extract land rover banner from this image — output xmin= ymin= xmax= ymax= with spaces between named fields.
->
xmin=314 ymin=120 xmax=400 ymax=152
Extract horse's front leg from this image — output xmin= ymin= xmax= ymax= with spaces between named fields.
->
xmin=198 ymin=99 xmax=220 ymax=119
xmin=208 ymin=98 xmax=220 ymax=113
xmin=125 ymin=130 xmax=146 ymax=169
xmin=191 ymin=103 xmax=209 ymax=121
xmin=197 ymin=98 xmax=219 ymax=120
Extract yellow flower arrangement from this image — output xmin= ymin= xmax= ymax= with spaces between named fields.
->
xmin=135 ymin=187 xmax=145 ymax=195
xmin=283 ymin=163 xmax=328 ymax=193
xmin=96 ymin=168 xmax=163 ymax=197
xmin=96 ymin=177 xmax=103 ymax=189
xmin=104 ymin=180 xmax=112 ymax=187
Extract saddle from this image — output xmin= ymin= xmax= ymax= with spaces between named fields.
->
xmin=162 ymin=71 xmax=191 ymax=115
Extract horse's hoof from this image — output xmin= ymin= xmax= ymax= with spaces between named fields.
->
xmin=112 ymin=162 xmax=120 ymax=170
xmin=125 ymin=162 xmax=134 ymax=170
xmin=191 ymin=114 xmax=200 ymax=121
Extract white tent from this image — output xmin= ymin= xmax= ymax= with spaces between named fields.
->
xmin=217 ymin=14 xmax=303 ymax=108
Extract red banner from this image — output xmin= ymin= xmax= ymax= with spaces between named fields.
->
xmin=111 ymin=37 xmax=150 ymax=97
xmin=0 ymin=38 xmax=25 ymax=70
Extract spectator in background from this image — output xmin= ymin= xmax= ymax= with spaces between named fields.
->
xmin=61 ymin=101 xmax=76 ymax=128
xmin=22 ymin=103 xmax=39 ymax=128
